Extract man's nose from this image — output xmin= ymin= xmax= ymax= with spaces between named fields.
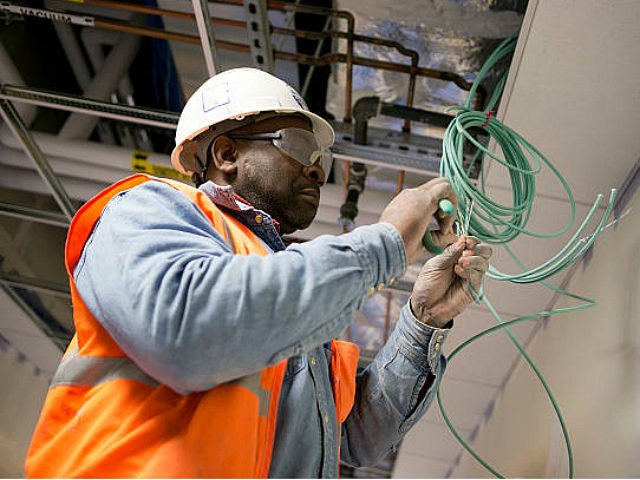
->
xmin=302 ymin=162 xmax=326 ymax=186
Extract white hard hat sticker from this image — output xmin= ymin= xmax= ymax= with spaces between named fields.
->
xmin=202 ymin=82 xmax=231 ymax=113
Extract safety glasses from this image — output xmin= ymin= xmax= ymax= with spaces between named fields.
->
xmin=228 ymin=128 xmax=333 ymax=177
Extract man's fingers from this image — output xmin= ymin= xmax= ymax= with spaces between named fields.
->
xmin=431 ymin=230 xmax=458 ymax=249
xmin=462 ymin=243 xmax=492 ymax=260
xmin=457 ymin=255 xmax=489 ymax=274
xmin=455 ymin=265 xmax=484 ymax=290
xmin=415 ymin=176 xmax=449 ymax=191
xmin=463 ymin=236 xmax=480 ymax=250
xmin=436 ymin=211 xmax=457 ymax=236
xmin=475 ymin=244 xmax=493 ymax=260
xmin=467 ymin=269 xmax=484 ymax=292
xmin=419 ymin=178 xmax=458 ymax=233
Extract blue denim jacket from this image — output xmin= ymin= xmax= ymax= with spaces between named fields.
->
xmin=74 ymin=180 xmax=451 ymax=477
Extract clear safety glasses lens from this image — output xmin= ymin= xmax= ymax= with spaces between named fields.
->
xmin=229 ymin=128 xmax=333 ymax=176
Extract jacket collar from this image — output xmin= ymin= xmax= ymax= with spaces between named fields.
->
xmin=198 ymin=181 xmax=280 ymax=231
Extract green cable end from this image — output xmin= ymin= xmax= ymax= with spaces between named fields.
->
xmin=438 ymin=199 xmax=455 ymax=215
xmin=423 ymin=199 xmax=456 ymax=253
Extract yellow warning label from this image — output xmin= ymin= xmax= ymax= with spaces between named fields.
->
xmin=131 ymin=150 xmax=191 ymax=182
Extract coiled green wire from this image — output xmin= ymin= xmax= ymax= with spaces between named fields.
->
xmin=435 ymin=31 xmax=618 ymax=477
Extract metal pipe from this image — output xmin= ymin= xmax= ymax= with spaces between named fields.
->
xmin=0 ymin=100 xmax=76 ymax=220
xmin=83 ymin=0 xmax=194 ymax=20
xmin=0 ymin=202 xmax=70 ymax=228
xmin=86 ymin=17 xmax=480 ymax=99
xmin=59 ymin=32 xmax=141 ymax=139
xmin=5 ymin=1 xmax=484 ymax=108
xmin=18 ymin=2 xmax=481 ymax=105
xmin=80 ymin=0 xmax=420 ymax=79
xmin=192 ymin=0 xmax=220 ymax=76
xmin=273 ymin=50 xmax=481 ymax=97
xmin=344 ymin=15 xmax=354 ymax=122
xmin=342 ymin=159 xmax=350 ymax=233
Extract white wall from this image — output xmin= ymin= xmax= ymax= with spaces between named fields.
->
xmin=449 ymin=0 xmax=640 ymax=476
xmin=0 ymin=332 xmax=53 ymax=477
xmin=0 ymin=285 xmax=61 ymax=477
xmin=395 ymin=0 xmax=639 ymax=476
xmin=453 ymin=182 xmax=639 ymax=478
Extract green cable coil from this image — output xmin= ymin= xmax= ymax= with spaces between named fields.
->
xmin=435 ymin=31 xmax=618 ymax=477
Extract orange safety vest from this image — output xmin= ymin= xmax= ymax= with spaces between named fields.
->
xmin=25 ymin=174 xmax=360 ymax=478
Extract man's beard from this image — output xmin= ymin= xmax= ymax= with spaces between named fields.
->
xmin=233 ymin=167 xmax=318 ymax=234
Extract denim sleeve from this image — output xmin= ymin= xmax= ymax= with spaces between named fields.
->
xmin=74 ymin=181 xmax=406 ymax=394
xmin=340 ymin=302 xmax=451 ymax=467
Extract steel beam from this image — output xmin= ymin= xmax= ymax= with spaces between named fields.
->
xmin=243 ymin=0 xmax=275 ymax=72
xmin=0 ymin=84 xmax=178 ymax=129
xmin=192 ymin=0 xmax=220 ymax=76
xmin=0 ymin=99 xmax=76 ymax=220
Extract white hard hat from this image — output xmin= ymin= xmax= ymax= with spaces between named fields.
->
xmin=171 ymin=67 xmax=335 ymax=175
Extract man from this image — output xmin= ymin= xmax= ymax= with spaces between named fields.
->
xmin=25 ymin=68 xmax=491 ymax=477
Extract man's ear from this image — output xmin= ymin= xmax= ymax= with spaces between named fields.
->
xmin=210 ymin=136 xmax=238 ymax=176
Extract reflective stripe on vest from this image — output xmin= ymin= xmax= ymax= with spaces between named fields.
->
xmin=50 ymin=345 xmax=160 ymax=388
xmin=51 ymin=345 xmax=272 ymax=418
xmin=228 ymin=373 xmax=271 ymax=418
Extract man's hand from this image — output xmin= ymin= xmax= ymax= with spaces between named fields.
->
xmin=410 ymin=236 xmax=492 ymax=328
xmin=379 ymin=178 xmax=458 ymax=263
